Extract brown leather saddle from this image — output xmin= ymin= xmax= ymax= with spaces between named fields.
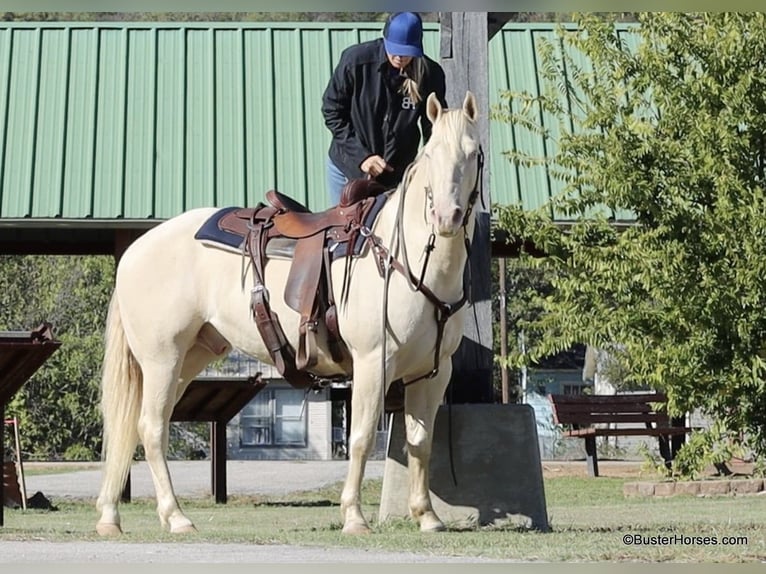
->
xmin=211 ymin=179 xmax=387 ymax=389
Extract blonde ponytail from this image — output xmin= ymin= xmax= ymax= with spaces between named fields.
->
xmin=401 ymin=58 xmax=424 ymax=104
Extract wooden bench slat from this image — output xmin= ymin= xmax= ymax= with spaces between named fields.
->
xmin=563 ymin=427 xmax=693 ymax=438
xmin=549 ymin=393 xmax=667 ymax=404
xmin=556 ymin=413 xmax=671 ymax=426
xmin=548 ymin=394 xmax=673 ymax=424
xmin=552 ymin=402 xmax=655 ymax=413
xmin=554 ymin=414 xmax=668 ymax=425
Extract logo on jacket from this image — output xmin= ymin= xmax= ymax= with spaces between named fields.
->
xmin=401 ymin=96 xmax=417 ymax=110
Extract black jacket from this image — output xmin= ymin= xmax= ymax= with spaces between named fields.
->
xmin=322 ymin=38 xmax=447 ymax=188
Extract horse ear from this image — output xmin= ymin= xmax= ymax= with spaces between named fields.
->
xmin=462 ymin=91 xmax=478 ymax=122
xmin=426 ymin=92 xmax=443 ymax=124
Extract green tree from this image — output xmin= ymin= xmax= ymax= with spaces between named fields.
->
xmin=491 ymin=255 xmax=557 ymax=401
xmin=0 ymin=255 xmax=217 ymax=461
xmin=493 ymin=13 xmax=766 ymax=458
xmin=1 ymin=255 xmax=114 ymax=460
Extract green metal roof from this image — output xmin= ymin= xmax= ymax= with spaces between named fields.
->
xmin=0 ymin=20 xmax=636 ymax=225
xmin=489 ymin=23 xmax=639 ymax=223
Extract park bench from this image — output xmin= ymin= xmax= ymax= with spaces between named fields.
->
xmin=547 ymin=392 xmax=693 ymax=477
xmin=0 ymin=324 xmax=61 ymax=526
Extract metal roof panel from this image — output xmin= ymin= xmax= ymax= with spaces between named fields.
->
xmin=32 ymin=29 xmax=68 ymax=219
xmin=62 ymin=28 xmax=99 ymax=219
xmin=92 ymin=28 xmax=128 ymax=219
xmin=0 ymin=21 xmax=637 ymax=224
xmin=2 ymin=29 xmax=40 ymax=219
xmin=124 ymin=28 xmax=157 ymax=219
xmin=154 ymin=28 xmax=186 ymax=218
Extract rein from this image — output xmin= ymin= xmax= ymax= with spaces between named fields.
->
xmin=369 ymin=146 xmax=484 ymax=396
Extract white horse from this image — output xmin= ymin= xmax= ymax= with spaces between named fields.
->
xmin=96 ymin=91 xmax=482 ymax=536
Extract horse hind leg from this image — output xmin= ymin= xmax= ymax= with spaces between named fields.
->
xmin=137 ymin=359 xmax=198 ymax=534
xmin=141 ymin=339 xmax=227 ymax=533
xmin=403 ymin=366 xmax=451 ymax=532
xmin=95 ymin=306 xmax=224 ymax=536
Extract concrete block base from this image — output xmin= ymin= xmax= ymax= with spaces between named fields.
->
xmin=378 ymin=403 xmax=549 ymax=531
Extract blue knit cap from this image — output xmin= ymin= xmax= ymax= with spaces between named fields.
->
xmin=383 ymin=12 xmax=424 ymax=58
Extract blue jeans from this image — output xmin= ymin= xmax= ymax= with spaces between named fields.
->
xmin=326 ymin=157 xmax=348 ymax=206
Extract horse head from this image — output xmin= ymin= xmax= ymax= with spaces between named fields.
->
xmin=421 ymin=91 xmax=481 ymax=238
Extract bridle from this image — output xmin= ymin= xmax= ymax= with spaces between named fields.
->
xmin=363 ymin=144 xmax=485 ymax=404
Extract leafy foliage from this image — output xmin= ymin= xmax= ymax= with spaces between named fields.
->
xmin=492 ymin=13 xmax=766 ymax=459
xmin=0 ymin=255 xmax=213 ymax=461
xmin=1 ymin=255 xmax=114 ymax=460
xmin=669 ymin=423 xmax=745 ymax=480
xmin=491 ymin=256 xmax=555 ymax=400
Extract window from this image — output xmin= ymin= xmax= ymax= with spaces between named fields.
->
xmin=239 ymin=388 xmax=307 ymax=447
xmin=563 ymin=384 xmax=583 ymax=395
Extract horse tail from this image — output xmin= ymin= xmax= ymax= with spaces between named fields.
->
xmin=97 ymin=294 xmax=142 ymax=508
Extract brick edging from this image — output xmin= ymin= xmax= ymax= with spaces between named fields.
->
xmin=624 ymin=478 xmax=764 ymax=497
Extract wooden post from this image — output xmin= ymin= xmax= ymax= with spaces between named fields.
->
xmin=10 ymin=418 xmax=26 ymax=510
xmin=1 ymin=409 xmax=4 ymax=526
xmin=211 ymin=420 xmax=227 ymax=504
xmin=121 ymin=474 xmax=131 ymax=503
xmin=440 ymin=12 xmax=494 ymax=403
xmin=585 ymin=436 xmax=599 ymax=477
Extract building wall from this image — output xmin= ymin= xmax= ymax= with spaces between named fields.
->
xmin=307 ymin=390 xmax=333 ymax=461
xmin=527 ymin=368 xmax=589 ymax=396
xmin=225 ymin=384 xmax=333 ymax=461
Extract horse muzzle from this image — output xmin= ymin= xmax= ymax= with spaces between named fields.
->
xmin=429 ymin=206 xmax=465 ymax=237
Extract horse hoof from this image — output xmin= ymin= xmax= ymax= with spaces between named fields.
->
xmin=342 ymin=522 xmax=372 ymax=535
xmin=96 ymin=522 xmax=123 ymax=537
xmin=418 ymin=513 xmax=446 ymax=532
xmin=170 ymin=524 xmax=198 ymax=534
xmin=420 ymin=521 xmax=446 ymax=533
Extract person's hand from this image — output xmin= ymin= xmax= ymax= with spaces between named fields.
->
xmin=360 ymin=155 xmax=394 ymax=178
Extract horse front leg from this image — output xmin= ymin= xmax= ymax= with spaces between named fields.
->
xmin=340 ymin=359 xmax=387 ymax=534
xmin=403 ymin=364 xmax=451 ymax=532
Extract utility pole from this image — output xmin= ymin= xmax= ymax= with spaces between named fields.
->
xmin=439 ymin=12 xmax=493 ymax=403
xmin=499 ymin=257 xmax=509 ymax=404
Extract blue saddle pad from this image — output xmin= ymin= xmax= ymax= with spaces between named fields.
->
xmin=193 ymin=193 xmax=390 ymax=259
xmin=193 ymin=206 xmax=244 ymax=251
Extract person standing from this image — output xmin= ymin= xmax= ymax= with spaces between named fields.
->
xmin=322 ymin=12 xmax=447 ymax=205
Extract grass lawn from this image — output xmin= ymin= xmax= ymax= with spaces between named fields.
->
xmin=1 ymin=473 xmax=764 ymax=562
